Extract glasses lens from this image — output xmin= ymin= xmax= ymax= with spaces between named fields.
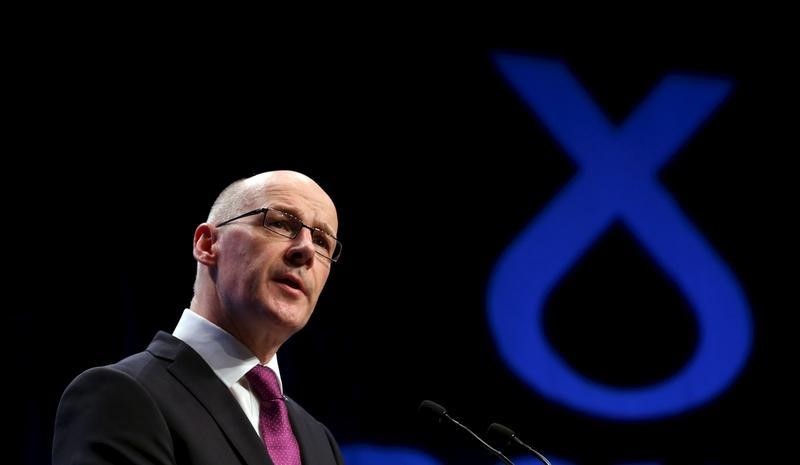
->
xmin=264 ymin=209 xmax=341 ymax=262
xmin=330 ymin=240 xmax=342 ymax=262
xmin=310 ymin=230 xmax=337 ymax=258
xmin=264 ymin=209 xmax=301 ymax=239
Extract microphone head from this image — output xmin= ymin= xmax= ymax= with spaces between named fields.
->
xmin=418 ymin=400 xmax=448 ymax=424
xmin=486 ymin=422 xmax=517 ymax=450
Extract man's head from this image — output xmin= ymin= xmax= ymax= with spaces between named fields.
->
xmin=191 ymin=170 xmax=339 ymax=360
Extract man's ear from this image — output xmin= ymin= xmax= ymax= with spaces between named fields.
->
xmin=193 ymin=223 xmax=218 ymax=265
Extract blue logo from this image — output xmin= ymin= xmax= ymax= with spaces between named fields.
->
xmin=486 ymin=54 xmax=752 ymax=419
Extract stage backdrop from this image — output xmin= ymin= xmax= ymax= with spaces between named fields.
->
xmin=19 ymin=28 xmax=792 ymax=465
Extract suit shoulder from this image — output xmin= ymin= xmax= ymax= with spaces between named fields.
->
xmin=114 ymin=349 xmax=170 ymax=378
xmin=58 ymin=359 xmax=164 ymax=418
xmin=53 ymin=361 xmax=175 ymax=464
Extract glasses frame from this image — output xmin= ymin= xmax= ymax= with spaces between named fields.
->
xmin=215 ymin=208 xmax=342 ymax=263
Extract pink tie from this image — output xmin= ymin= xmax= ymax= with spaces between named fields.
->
xmin=245 ymin=365 xmax=302 ymax=465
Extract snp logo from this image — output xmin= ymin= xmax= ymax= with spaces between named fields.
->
xmin=342 ymin=54 xmax=752 ymax=465
xmin=486 ymin=54 xmax=752 ymax=420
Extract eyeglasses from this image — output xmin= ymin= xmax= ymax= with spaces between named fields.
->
xmin=216 ymin=208 xmax=342 ymax=262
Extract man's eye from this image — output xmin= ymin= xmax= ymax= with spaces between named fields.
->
xmin=313 ymin=235 xmax=333 ymax=252
xmin=268 ymin=220 xmax=293 ymax=232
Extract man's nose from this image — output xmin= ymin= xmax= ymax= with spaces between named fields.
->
xmin=286 ymin=227 xmax=316 ymax=266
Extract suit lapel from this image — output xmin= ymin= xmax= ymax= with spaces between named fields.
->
xmin=286 ymin=397 xmax=331 ymax=465
xmin=148 ymin=332 xmax=272 ymax=465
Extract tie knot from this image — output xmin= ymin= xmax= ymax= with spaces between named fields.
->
xmin=245 ymin=365 xmax=283 ymax=401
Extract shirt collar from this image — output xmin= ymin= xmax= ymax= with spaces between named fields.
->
xmin=172 ymin=309 xmax=283 ymax=392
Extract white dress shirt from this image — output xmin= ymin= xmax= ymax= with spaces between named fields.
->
xmin=172 ymin=309 xmax=284 ymax=434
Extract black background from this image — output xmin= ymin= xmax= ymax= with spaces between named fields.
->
xmin=15 ymin=18 xmax=795 ymax=465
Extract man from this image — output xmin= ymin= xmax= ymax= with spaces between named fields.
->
xmin=53 ymin=170 xmax=345 ymax=465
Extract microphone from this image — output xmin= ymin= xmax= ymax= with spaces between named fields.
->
xmin=486 ymin=422 xmax=552 ymax=465
xmin=418 ymin=400 xmax=515 ymax=465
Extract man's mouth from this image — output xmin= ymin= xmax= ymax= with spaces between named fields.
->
xmin=275 ymin=275 xmax=304 ymax=293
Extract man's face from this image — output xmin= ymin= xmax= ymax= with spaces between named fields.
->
xmin=214 ymin=175 xmax=339 ymax=338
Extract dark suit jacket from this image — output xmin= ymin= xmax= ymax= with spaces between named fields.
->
xmin=53 ymin=331 xmax=344 ymax=465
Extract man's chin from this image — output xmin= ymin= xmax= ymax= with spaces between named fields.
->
xmin=264 ymin=305 xmax=311 ymax=332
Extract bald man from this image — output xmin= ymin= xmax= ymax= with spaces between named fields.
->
xmin=54 ymin=171 xmax=345 ymax=465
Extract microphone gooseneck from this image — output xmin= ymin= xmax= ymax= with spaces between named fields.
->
xmin=487 ymin=422 xmax=552 ymax=465
xmin=418 ymin=401 xmax=515 ymax=465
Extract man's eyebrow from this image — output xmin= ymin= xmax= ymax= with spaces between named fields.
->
xmin=316 ymin=222 xmax=336 ymax=237
xmin=270 ymin=205 xmax=336 ymax=236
